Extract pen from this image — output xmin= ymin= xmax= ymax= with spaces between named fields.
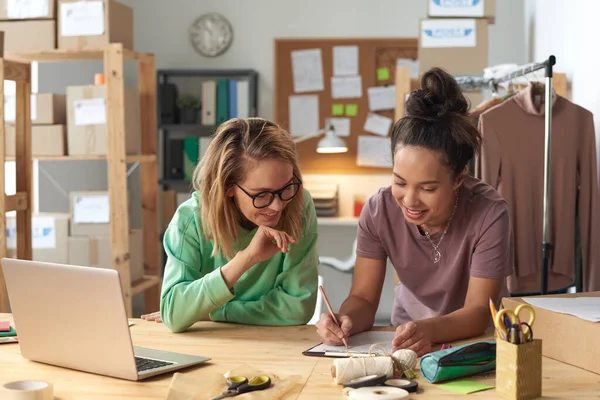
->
xmin=318 ymin=285 xmax=349 ymax=348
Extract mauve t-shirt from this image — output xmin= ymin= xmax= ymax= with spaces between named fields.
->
xmin=357 ymin=175 xmax=514 ymax=325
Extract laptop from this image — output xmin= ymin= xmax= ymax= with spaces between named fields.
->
xmin=1 ymin=258 xmax=210 ymax=381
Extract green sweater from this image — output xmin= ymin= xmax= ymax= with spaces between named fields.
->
xmin=160 ymin=188 xmax=319 ymax=333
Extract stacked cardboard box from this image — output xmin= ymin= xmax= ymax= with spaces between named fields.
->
xmin=65 ymin=84 xmax=140 ymax=155
xmin=419 ymin=0 xmax=496 ymax=109
xmin=0 ymin=0 xmax=56 ymax=52
xmin=57 ymin=0 xmax=133 ymax=51
xmin=6 ymin=213 xmax=70 ymax=264
xmin=4 ymin=93 xmax=67 ymax=157
xmin=67 ymin=191 xmax=143 ymax=283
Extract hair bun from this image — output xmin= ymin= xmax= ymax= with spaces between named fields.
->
xmin=405 ymin=67 xmax=469 ymax=120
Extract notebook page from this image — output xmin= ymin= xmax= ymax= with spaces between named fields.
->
xmin=308 ymin=331 xmax=395 ymax=355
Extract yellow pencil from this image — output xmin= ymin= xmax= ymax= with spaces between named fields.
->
xmin=489 ymin=298 xmax=498 ymax=322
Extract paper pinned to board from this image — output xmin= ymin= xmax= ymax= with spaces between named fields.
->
xmin=325 ymin=117 xmax=351 ymax=137
xmin=73 ymin=194 xmax=110 ymax=224
xmin=357 ymin=136 xmax=393 ymax=168
xmin=7 ymin=0 xmax=50 ymax=19
xmin=523 ymin=297 xmax=600 ymax=322
xmin=288 ymin=95 xmax=319 ymax=137
xmin=363 ymin=113 xmax=392 ymax=137
xmin=367 ymin=86 xmax=395 ymax=111
xmin=74 ymin=98 xmax=106 ymax=126
xmin=396 ymin=58 xmax=420 ymax=78
xmin=291 ymin=48 xmax=324 ymax=93
xmin=333 ymin=45 xmax=359 ymax=76
xmin=60 ymin=0 xmax=105 ymax=37
xmin=331 ymin=76 xmax=362 ymax=99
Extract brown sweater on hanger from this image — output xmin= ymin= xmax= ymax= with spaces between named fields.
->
xmin=475 ymin=83 xmax=600 ymax=293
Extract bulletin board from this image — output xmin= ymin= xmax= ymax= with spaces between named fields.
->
xmin=274 ymin=38 xmax=418 ymax=174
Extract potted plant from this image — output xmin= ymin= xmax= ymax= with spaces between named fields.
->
xmin=176 ymin=93 xmax=201 ymax=124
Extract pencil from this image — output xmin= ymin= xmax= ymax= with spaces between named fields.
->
xmin=488 ymin=297 xmax=497 ymax=322
xmin=318 ymin=285 xmax=349 ymax=348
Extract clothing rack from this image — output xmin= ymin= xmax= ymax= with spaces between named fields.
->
xmin=463 ymin=57 xmax=560 ymax=295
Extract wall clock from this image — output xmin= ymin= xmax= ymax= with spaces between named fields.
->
xmin=190 ymin=13 xmax=233 ymax=57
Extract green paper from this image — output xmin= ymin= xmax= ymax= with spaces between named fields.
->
xmin=438 ymin=380 xmax=494 ymax=395
xmin=0 ymin=326 xmax=16 ymax=337
xmin=377 ymin=67 xmax=390 ymax=81
xmin=332 ymin=104 xmax=344 ymax=116
xmin=345 ymin=104 xmax=358 ymax=117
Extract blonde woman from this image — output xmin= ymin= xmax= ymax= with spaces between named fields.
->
xmin=141 ymin=118 xmax=318 ymax=333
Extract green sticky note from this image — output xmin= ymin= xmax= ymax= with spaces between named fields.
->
xmin=438 ymin=380 xmax=494 ymax=395
xmin=332 ymin=103 xmax=344 ymax=116
xmin=377 ymin=67 xmax=390 ymax=81
xmin=345 ymin=104 xmax=358 ymax=117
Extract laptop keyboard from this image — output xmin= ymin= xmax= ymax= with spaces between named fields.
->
xmin=135 ymin=356 xmax=175 ymax=372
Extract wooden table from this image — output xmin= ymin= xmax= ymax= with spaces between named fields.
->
xmin=0 ymin=314 xmax=598 ymax=399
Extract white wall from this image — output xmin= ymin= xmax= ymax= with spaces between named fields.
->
xmin=525 ymin=0 xmax=600 ymax=165
xmin=38 ymin=0 xmax=527 ymax=217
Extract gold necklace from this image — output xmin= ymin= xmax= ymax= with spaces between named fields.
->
xmin=421 ymin=191 xmax=459 ymax=263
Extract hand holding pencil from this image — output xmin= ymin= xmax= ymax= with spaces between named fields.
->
xmin=315 ymin=285 xmax=352 ymax=348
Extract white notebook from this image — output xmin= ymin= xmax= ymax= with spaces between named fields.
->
xmin=303 ymin=331 xmax=395 ymax=357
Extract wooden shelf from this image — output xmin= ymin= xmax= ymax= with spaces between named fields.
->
xmin=5 ymin=47 xmax=153 ymax=63
xmin=132 ymin=276 xmax=161 ymax=295
xmin=4 ymin=154 xmax=156 ymax=162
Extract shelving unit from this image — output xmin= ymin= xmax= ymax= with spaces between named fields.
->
xmin=4 ymin=44 xmax=160 ymax=317
xmin=0 ymin=56 xmax=34 ymax=313
xmin=156 ymin=69 xmax=258 ymax=272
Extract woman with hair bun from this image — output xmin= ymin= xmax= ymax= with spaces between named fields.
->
xmin=316 ymin=68 xmax=514 ymax=356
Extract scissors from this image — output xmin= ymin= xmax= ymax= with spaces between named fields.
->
xmin=210 ymin=375 xmax=271 ymax=400
xmin=495 ymin=304 xmax=535 ymax=342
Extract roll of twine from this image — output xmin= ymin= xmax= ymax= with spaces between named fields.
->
xmin=331 ymin=343 xmax=418 ymax=385
xmin=343 ymin=386 xmax=409 ymax=400
xmin=2 ymin=380 xmax=53 ymax=400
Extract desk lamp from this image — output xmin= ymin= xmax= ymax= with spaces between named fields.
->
xmin=293 ymin=125 xmax=348 ymax=153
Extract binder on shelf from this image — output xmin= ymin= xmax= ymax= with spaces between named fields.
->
xmin=201 ymin=80 xmax=216 ymax=125
xmin=216 ymin=78 xmax=229 ymax=124
xmin=237 ymin=80 xmax=249 ymax=118
xmin=228 ymin=80 xmax=238 ymax=118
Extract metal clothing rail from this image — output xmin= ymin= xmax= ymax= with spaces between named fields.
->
xmin=458 ymin=57 xmax=563 ymax=295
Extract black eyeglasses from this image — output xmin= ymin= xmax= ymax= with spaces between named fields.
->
xmin=235 ymin=175 xmax=302 ymax=209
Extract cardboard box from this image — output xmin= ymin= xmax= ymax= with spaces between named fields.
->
xmin=502 ymin=293 xmax=600 ymax=375
xmin=0 ymin=0 xmax=56 ymax=20
xmin=68 ymin=229 xmax=143 ymax=283
xmin=5 ymin=93 xmax=67 ymax=125
xmin=0 ymin=20 xmax=55 ymax=52
xmin=58 ymin=0 xmax=133 ymax=51
xmin=6 ymin=213 xmax=70 ymax=264
xmin=5 ymin=124 xmax=67 ymax=157
xmin=418 ymin=18 xmax=488 ymax=76
xmin=428 ymin=0 xmax=496 ymax=23
xmin=66 ymin=85 xmax=140 ymax=156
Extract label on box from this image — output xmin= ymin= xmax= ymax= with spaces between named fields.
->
xmin=421 ymin=19 xmax=477 ymax=48
xmin=429 ymin=0 xmax=485 ymax=17
xmin=60 ymin=1 xmax=105 ymax=37
xmin=6 ymin=216 xmax=56 ymax=249
xmin=4 ymin=94 xmax=37 ymax=121
xmin=73 ymin=194 xmax=110 ymax=224
xmin=7 ymin=0 xmax=50 ymax=19
xmin=74 ymin=98 xmax=106 ymax=125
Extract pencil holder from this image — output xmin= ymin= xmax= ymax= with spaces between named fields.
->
xmin=496 ymin=339 xmax=542 ymax=400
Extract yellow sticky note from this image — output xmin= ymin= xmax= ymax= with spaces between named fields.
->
xmin=377 ymin=67 xmax=390 ymax=81
xmin=345 ymin=104 xmax=358 ymax=117
xmin=332 ymin=104 xmax=344 ymax=116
